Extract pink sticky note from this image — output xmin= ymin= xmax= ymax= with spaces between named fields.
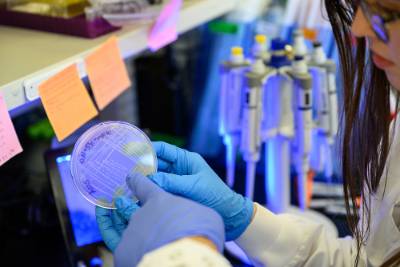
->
xmin=0 ymin=92 xmax=23 ymax=166
xmin=148 ymin=0 xmax=182 ymax=51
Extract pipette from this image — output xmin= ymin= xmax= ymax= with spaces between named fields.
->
xmin=289 ymin=56 xmax=313 ymax=210
xmin=309 ymin=42 xmax=338 ymax=180
xmin=219 ymin=47 xmax=251 ymax=187
xmin=241 ymin=59 xmax=275 ymax=199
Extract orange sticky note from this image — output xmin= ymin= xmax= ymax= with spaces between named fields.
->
xmin=0 ymin=92 xmax=23 ymax=166
xmin=39 ymin=64 xmax=98 ymax=141
xmin=85 ymin=37 xmax=131 ymax=110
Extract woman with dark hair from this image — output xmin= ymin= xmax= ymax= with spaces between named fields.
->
xmin=325 ymin=0 xmax=400 ymax=266
xmin=96 ymin=1 xmax=400 ymax=266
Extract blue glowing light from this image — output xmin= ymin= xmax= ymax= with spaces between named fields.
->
xmin=90 ymin=257 xmax=103 ymax=266
xmin=266 ymin=140 xmax=277 ymax=207
xmin=56 ymin=155 xmax=71 ymax=164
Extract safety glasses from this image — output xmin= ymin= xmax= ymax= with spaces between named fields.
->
xmin=358 ymin=0 xmax=400 ymax=43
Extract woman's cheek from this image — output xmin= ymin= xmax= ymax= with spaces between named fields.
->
xmin=387 ymin=21 xmax=400 ymax=68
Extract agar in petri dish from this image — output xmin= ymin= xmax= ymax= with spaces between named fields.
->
xmin=70 ymin=121 xmax=157 ymax=209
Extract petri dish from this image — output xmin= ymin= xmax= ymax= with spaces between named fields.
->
xmin=70 ymin=121 xmax=157 ymax=209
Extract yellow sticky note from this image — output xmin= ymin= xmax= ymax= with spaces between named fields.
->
xmin=85 ymin=37 xmax=132 ymax=110
xmin=39 ymin=64 xmax=98 ymax=141
xmin=0 ymin=92 xmax=23 ymax=166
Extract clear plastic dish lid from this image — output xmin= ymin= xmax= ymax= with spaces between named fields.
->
xmin=70 ymin=121 xmax=157 ymax=209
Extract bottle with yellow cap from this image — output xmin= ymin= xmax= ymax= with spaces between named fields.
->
xmin=219 ymin=46 xmax=251 ymax=188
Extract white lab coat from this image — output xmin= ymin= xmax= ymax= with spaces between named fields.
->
xmin=139 ymin=119 xmax=400 ymax=266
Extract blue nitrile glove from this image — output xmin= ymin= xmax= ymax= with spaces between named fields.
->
xmin=149 ymin=141 xmax=254 ymax=241
xmin=95 ymin=198 xmax=139 ymax=252
xmin=98 ymin=172 xmax=225 ymax=267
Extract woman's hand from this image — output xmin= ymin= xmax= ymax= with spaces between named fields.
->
xmin=96 ymin=172 xmax=225 ymax=267
xmin=95 ymin=198 xmax=138 ymax=252
xmin=149 ymin=141 xmax=254 ymax=241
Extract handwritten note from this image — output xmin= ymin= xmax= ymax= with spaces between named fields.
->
xmin=85 ymin=37 xmax=131 ymax=110
xmin=0 ymin=92 xmax=23 ymax=166
xmin=148 ymin=0 xmax=182 ymax=51
xmin=39 ymin=64 xmax=98 ymax=141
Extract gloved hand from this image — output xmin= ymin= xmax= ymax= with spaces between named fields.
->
xmin=149 ymin=141 xmax=254 ymax=241
xmin=95 ymin=198 xmax=138 ymax=252
xmin=96 ymin=172 xmax=225 ymax=267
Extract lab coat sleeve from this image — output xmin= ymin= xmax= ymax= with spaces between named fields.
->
xmin=137 ymin=239 xmax=232 ymax=267
xmin=235 ymin=203 xmax=366 ymax=267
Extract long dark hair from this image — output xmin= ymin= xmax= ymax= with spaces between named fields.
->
xmin=324 ymin=0 xmax=399 ymax=266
